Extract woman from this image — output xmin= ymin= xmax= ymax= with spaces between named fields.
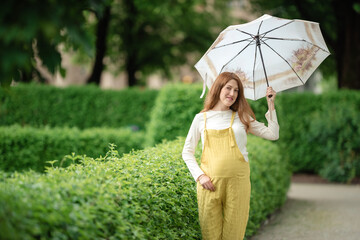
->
xmin=182 ymin=72 xmax=279 ymax=240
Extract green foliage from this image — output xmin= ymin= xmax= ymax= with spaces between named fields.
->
xmin=146 ymin=84 xmax=360 ymax=183
xmin=0 ymin=0 xmax=108 ymax=86
xmin=308 ymin=102 xmax=360 ymax=183
xmin=0 ymin=83 xmax=158 ymax=129
xmin=246 ymin=135 xmax=291 ymax=238
xmin=145 ymin=83 xmax=205 ymax=146
xmin=276 ymin=90 xmax=360 ymax=182
xmin=355 ymin=3 xmax=360 ymax=13
xmin=145 ymin=83 xmax=270 ymax=146
xmin=276 ymin=92 xmax=323 ymax=172
xmin=248 ymin=97 xmax=269 ymax=123
xmin=0 ymin=136 xmax=290 ymax=239
xmin=0 ymin=125 xmax=144 ymax=172
xmin=108 ymin=0 xmax=232 ymax=84
xmin=0 ymin=0 xmax=235 ymax=87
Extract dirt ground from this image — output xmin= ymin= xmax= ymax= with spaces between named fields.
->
xmin=250 ymin=174 xmax=360 ymax=240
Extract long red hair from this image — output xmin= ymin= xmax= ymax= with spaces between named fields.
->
xmin=201 ymin=72 xmax=255 ymax=132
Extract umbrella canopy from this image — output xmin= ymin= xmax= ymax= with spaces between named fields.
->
xmin=195 ymin=14 xmax=330 ymax=100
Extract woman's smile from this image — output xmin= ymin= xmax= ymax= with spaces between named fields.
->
xmin=212 ymin=79 xmax=239 ymax=110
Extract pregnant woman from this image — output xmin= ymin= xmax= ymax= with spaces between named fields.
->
xmin=182 ymin=72 xmax=279 ymax=240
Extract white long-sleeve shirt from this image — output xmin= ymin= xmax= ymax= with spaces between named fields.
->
xmin=182 ymin=109 xmax=279 ymax=181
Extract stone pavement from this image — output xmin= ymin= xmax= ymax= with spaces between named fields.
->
xmin=250 ymin=181 xmax=360 ymax=240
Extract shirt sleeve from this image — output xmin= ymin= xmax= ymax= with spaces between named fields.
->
xmin=182 ymin=114 xmax=204 ymax=181
xmin=249 ymin=109 xmax=279 ymax=140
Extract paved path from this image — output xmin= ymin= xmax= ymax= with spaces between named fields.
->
xmin=250 ymin=182 xmax=360 ymax=240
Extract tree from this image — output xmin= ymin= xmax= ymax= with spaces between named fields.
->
xmin=0 ymin=0 xmax=106 ymax=87
xmin=87 ymin=5 xmax=111 ymax=85
xmin=105 ymin=0 xmax=231 ymax=86
xmin=1 ymin=0 xmax=232 ymax=88
xmin=249 ymin=0 xmax=360 ymax=89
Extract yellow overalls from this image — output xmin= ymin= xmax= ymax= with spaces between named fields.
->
xmin=197 ymin=111 xmax=251 ymax=240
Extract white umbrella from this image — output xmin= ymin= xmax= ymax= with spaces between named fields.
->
xmin=195 ymin=14 xmax=330 ymax=100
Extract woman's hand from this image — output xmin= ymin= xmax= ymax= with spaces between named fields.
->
xmin=266 ymin=87 xmax=276 ymax=111
xmin=198 ymin=174 xmax=215 ymax=191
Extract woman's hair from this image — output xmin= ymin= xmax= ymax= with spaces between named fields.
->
xmin=201 ymin=72 xmax=255 ymax=132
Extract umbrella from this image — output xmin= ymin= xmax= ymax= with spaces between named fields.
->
xmin=195 ymin=14 xmax=330 ymax=100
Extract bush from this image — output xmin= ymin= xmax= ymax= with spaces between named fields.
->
xmin=0 ymin=125 xmax=145 ymax=172
xmin=0 ymin=83 xmax=158 ymax=130
xmin=309 ymin=102 xmax=360 ymax=183
xmin=246 ymin=135 xmax=291 ymax=238
xmin=145 ymin=83 xmax=205 ymax=146
xmin=276 ymin=90 xmax=360 ymax=178
xmin=146 ymin=84 xmax=360 ymax=183
xmin=0 ymin=136 xmax=290 ymax=240
xmin=276 ymin=92 xmax=323 ymax=173
xmin=145 ymin=83 xmax=270 ymax=146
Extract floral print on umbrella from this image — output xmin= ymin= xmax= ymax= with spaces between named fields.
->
xmin=234 ymin=69 xmax=253 ymax=89
xmin=290 ymin=46 xmax=319 ymax=77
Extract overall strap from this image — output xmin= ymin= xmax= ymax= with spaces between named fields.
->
xmin=230 ymin=111 xmax=236 ymax=127
xmin=203 ymin=112 xmax=207 ymax=129
xmin=229 ymin=111 xmax=236 ymax=147
xmin=203 ymin=112 xmax=209 ymax=146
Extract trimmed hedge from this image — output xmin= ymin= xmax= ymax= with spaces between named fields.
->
xmin=308 ymin=101 xmax=360 ymax=183
xmin=0 ymin=125 xmax=145 ymax=172
xmin=246 ymin=135 xmax=290 ymax=238
xmin=146 ymin=84 xmax=360 ymax=182
xmin=277 ymin=90 xmax=360 ymax=180
xmin=0 ymin=83 xmax=158 ymax=130
xmin=145 ymin=83 xmax=268 ymax=146
xmin=145 ymin=83 xmax=204 ymax=146
xmin=0 ymin=136 xmax=290 ymax=240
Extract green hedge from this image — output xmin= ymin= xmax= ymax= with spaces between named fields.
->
xmin=0 ymin=84 xmax=158 ymax=130
xmin=0 ymin=136 xmax=289 ymax=240
xmin=307 ymin=100 xmax=360 ymax=183
xmin=246 ymin=135 xmax=290 ymax=238
xmin=145 ymin=83 xmax=268 ymax=146
xmin=277 ymin=90 xmax=360 ymax=182
xmin=145 ymin=84 xmax=204 ymax=146
xmin=146 ymin=84 xmax=360 ymax=182
xmin=0 ymin=125 xmax=145 ymax=172
xmin=275 ymin=92 xmax=321 ymax=173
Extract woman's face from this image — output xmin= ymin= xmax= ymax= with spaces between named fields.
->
xmin=218 ymin=79 xmax=239 ymax=108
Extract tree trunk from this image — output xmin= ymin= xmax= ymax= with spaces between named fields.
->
xmin=126 ymin=54 xmax=137 ymax=86
xmin=87 ymin=6 xmax=111 ymax=85
xmin=123 ymin=0 xmax=138 ymax=87
xmin=20 ymin=70 xmax=33 ymax=83
xmin=334 ymin=0 xmax=360 ymax=89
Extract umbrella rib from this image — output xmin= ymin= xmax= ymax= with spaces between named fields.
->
xmin=220 ymin=39 xmax=255 ymax=73
xmin=236 ymin=29 xmax=254 ymax=37
xmin=261 ymin=36 xmax=330 ymax=53
xmin=213 ymin=37 xmax=253 ymax=49
xmin=252 ymin=41 xmax=258 ymax=99
xmin=260 ymin=39 xmax=305 ymax=85
xmin=257 ymin=20 xmax=264 ymax=35
xmin=260 ymin=20 xmax=294 ymax=36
